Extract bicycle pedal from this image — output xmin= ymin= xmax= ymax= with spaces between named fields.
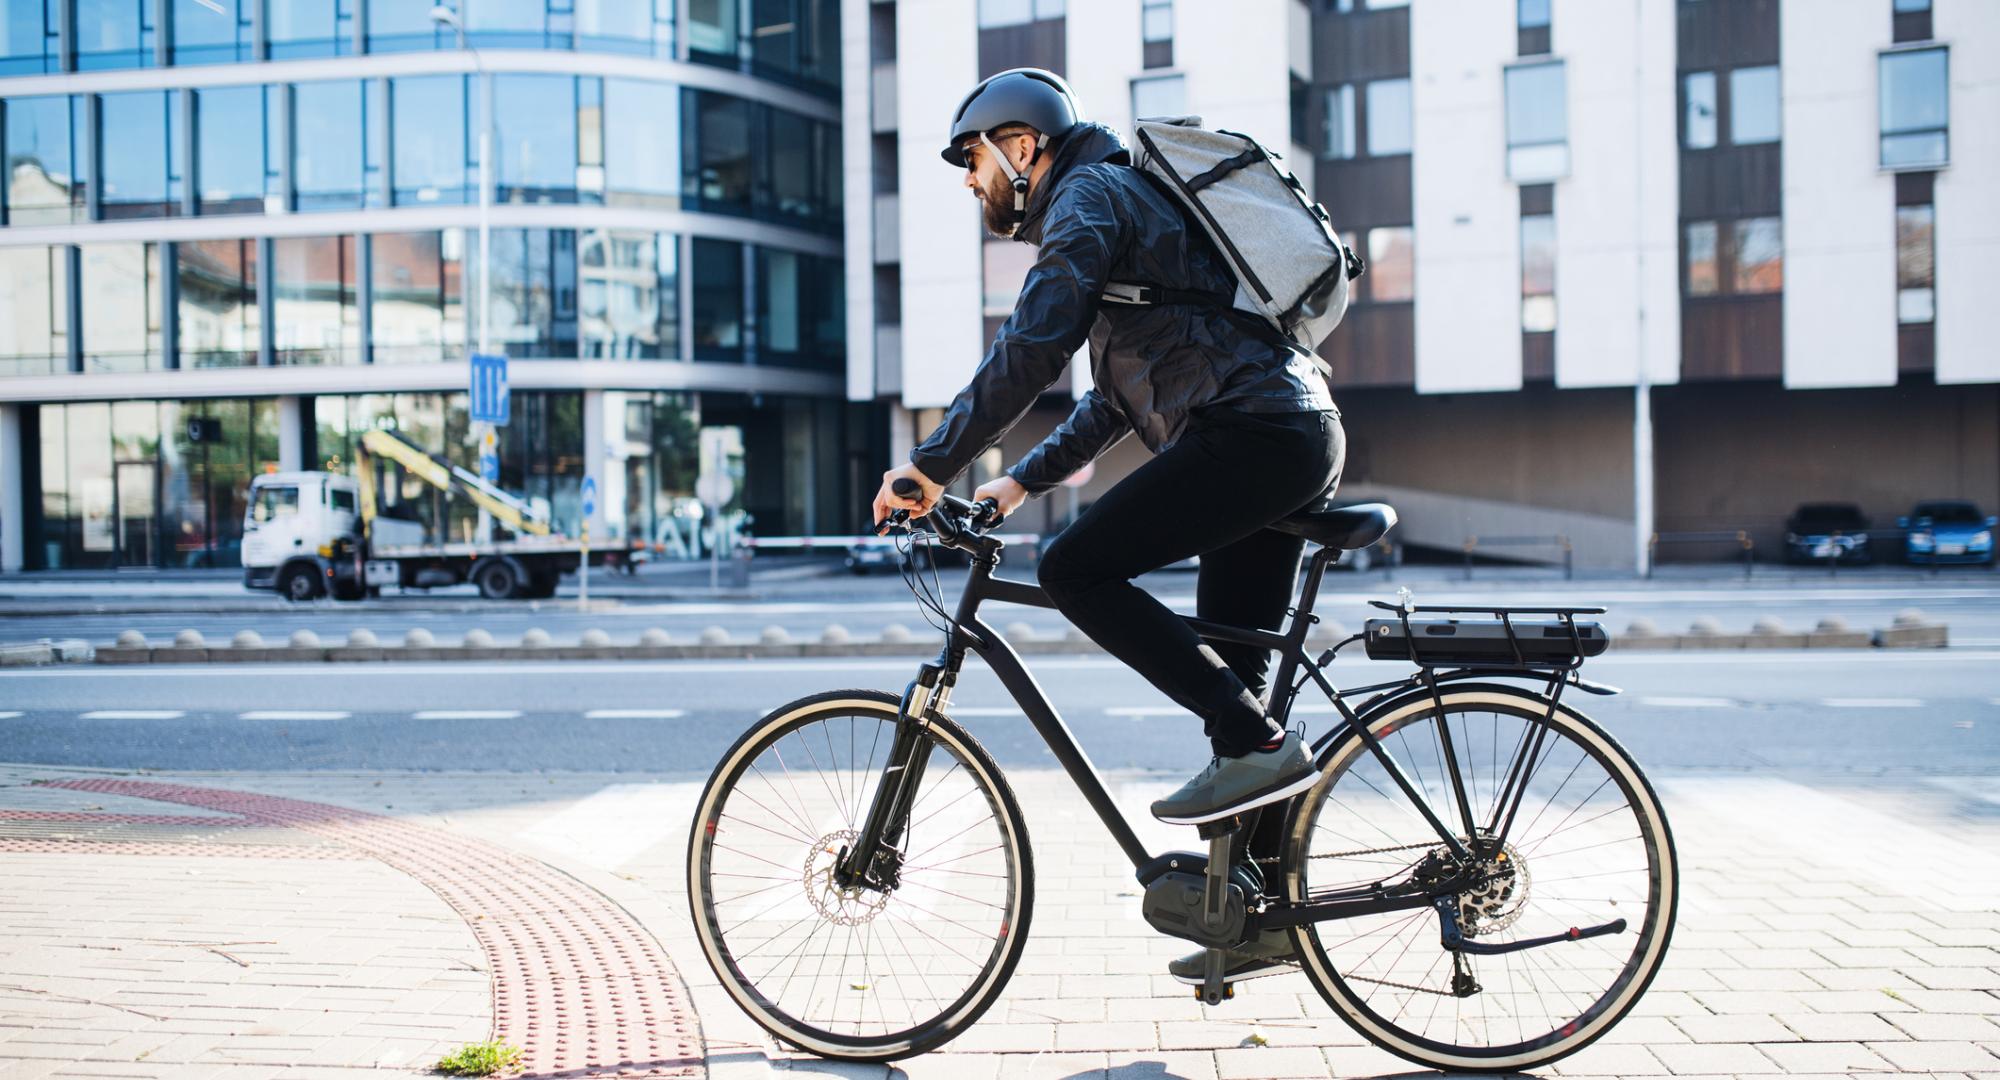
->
xmin=1193 ymin=983 xmax=1235 ymax=1001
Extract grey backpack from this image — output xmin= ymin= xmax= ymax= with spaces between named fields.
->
xmin=1102 ymin=116 xmax=1364 ymax=356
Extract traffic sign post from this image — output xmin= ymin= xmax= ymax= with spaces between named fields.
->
xmin=469 ymin=353 xmax=510 ymax=425
xmin=579 ymin=475 xmax=597 ymax=608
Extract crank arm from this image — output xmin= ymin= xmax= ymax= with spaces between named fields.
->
xmin=1434 ymin=898 xmax=1626 ymax=955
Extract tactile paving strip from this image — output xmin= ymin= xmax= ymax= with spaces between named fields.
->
xmin=37 ymin=779 xmax=706 ymax=1078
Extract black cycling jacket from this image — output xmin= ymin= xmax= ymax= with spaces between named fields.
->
xmin=909 ymin=122 xmax=1336 ymax=495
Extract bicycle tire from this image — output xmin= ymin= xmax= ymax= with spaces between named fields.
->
xmin=1282 ymin=683 xmax=1678 ymax=1072
xmin=687 ymin=689 xmax=1034 ymax=1062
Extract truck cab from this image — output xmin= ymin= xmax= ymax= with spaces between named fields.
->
xmin=242 ymin=472 xmax=361 ymax=600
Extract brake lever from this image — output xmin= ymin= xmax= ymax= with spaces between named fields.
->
xmin=968 ymin=498 xmax=1003 ymax=532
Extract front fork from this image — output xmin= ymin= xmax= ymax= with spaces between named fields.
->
xmin=834 ymin=663 xmax=950 ymax=891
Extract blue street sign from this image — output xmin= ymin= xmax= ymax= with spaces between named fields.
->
xmin=479 ymin=452 xmax=500 ymax=482
xmin=469 ymin=352 xmax=509 ymax=425
xmin=581 ymin=475 xmax=597 ymax=519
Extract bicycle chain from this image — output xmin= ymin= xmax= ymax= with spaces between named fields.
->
xmin=1248 ymin=840 xmax=1436 ymax=866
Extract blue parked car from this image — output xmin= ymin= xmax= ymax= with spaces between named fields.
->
xmin=1899 ymin=500 xmax=1997 ymax=566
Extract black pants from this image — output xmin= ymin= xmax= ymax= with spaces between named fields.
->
xmin=1037 ymin=406 xmax=1346 ymax=758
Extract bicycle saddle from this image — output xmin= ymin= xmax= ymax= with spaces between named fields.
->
xmin=1270 ymin=502 xmax=1398 ymax=550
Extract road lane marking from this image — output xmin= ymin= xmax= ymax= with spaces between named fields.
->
xmin=950 ymin=707 xmax=1026 ymax=716
xmin=1107 ymin=706 xmax=1183 ymax=717
xmin=583 ymin=709 xmax=686 ymax=719
xmin=0 ymin=711 xmax=21 ymax=719
xmin=411 ymin=709 xmax=522 ymax=720
xmin=239 ymin=710 xmax=350 ymax=721
xmin=78 ymin=709 xmax=185 ymax=720
xmin=1818 ymin=697 xmax=1925 ymax=708
xmin=1639 ymin=696 xmax=1735 ymax=708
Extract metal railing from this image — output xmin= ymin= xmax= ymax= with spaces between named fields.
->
xmin=1647 ymin=530 xmax=1755 ymax=580
xmin=1461 ymin=534 xmax=1572 ymax=580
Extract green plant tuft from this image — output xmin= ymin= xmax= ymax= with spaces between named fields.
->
xmin=435 ymin=1040 xmax=523 ymax=1076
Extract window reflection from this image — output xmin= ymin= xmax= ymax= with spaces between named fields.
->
xmin=365 ymin=0 xmax=447 ymax=53
xmin=692 ymin=238 xmax=744 ymax=361
xmin=1731 ymin=217 xmax=1782 ymax=294
xmin=1896 ymin=205 xmax=1934 ymax=325
xmin=1505 ymin=62 xmax=1568 ymax=181
xmin=494 ymin=75 xmax=579 ymax=203
xmin=1684 ymin=221 xmax=1718 ymax=295
xmin=1521 ymin=213 xmax=1555 ymax=332
xmin=1366 ymin=78 xmax=1412 ymax=156
xmin=99 ymin=91 xmax=181 ymax=219
xmin=273 ymin=235 xmax=361 ymax=365
xmin=372 ymin=231 xmax=466 ymax=365
xmin=293 ymin=81 xmax=366 ymax=210
xmin=269 ymin=0 xmax=355 ymax=58
xmin=1366 ymin=227 xmax=1414 ymax=302
xmin=581 ymin=230 xmax=679 ymax=359
xmin=1321 ymin=85 xmax=1355 ymax=161
xmin=177 ymin=239 xmax=259 ymax=368
xmin=173 ymin=0 xmax=253 ymax=64
xmin=4 ymin=95 xmax=86 ymax=224
xmin=196 ymin=86 xmax=266 ymax=215
xmin=470 ymin=229 xmax=579 ymax=358
xmin=689 ymin=0 xmax=738 ymax=65
xmin=758 ymin=248 xmax=843 ymax=371
xmin=0 ymin=246 xmax=69 ymax=375
xmin=1729 ymin=66 xmax=1780 ymax=145
xmin=81 ymin=242 xmax=164 ymax=372
xmin=1683 ymin=72 xmax=1717 ymax=150
xmin=751 ymin=0 xmax=840 ymax=89
xmin=578 ymin=0 xmax=674 ymax=56
xmin=688 ymin=91 xmax=752 ymax=212
xmin=74 ymin=0 xmax=156 ymax=70
xmin=1880 ymin=48 xmax=1948 ymax=169
xmin=392 ymin=76 xmax=468 ymax=205
xmin=1 ymin=0 xmax=61 ymax=74
xmin=605 ymin=79 xmax=681 ymax=206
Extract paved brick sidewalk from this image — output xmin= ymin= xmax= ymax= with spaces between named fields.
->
xmin=4 ymin=764 xmax=1997 ymax=1079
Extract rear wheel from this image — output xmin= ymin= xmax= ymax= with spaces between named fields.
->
xmin=473 ymin=558 xmax=522 ymax=599
xmin=1283 ymin=685 xmax=1676 ymax=1072
xmin=689 ymin=691 xmax=1033 ymax=1061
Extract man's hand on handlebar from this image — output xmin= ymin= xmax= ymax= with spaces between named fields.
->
xmin=972 ymin=475 xmax=1029 ymax=523
xmin=873 ymin=464 xmax=942 ymax=533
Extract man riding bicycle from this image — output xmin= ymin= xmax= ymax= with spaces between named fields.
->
xmin=871 ymin=68 xmax=1348 ymax=980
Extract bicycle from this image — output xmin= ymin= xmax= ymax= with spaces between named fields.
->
xmin=687 ymin=484 xmax=1678 ymax=1071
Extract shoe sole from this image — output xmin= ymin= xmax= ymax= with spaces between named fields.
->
xmin=1152 ymin=768 xmax=1321 ymax=826
xmin=1169 ymin=958 xmax=1297 ymax=986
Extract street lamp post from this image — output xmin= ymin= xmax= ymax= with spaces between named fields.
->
xmin=431 ymin=5 xmax=497 ymax=540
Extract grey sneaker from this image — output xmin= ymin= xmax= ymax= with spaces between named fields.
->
xmin=1150 ymin=732 xmax=1316 ymax=825
xmin=1168 ymin=929 xmax=1297 ymax=985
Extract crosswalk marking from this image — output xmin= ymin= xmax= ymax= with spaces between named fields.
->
xmin=1639 ymin=696 xmax=1735 ymax=708
xmin=79 ymin=710 xmax=184 ymax=720
xmin=1819 ymin=697 xmax=1924 ymax=708
xmin=239 ymin=710 xmax=350 ymax=721
xmin=583 ymin=709 xmax=686 ymax=720
xmin=411 ymin=709 xmax=522 ymax=720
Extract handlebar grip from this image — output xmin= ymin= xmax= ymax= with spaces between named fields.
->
xmin=892 ymin=477 xmax=923 ymax=499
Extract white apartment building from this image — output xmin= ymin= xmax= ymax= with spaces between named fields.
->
xmin=845 ymin=0 xmax=1999 ymax=568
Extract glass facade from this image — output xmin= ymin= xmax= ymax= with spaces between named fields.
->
xmin=173 ymin=0 xmax=253 ymax=66
xmin=691 ymin=237 xmax=744 ymax=361
xmin=1880 ymin=47 xmax=1948 ymax=169
xmin=372 ymin=230 xmax=466 ymax=365
xmin=177 ymin=238 xmax=258 ymax=368
xmin=74 ymin=0 xmax=157 ymax=71
xmin=3 ymin=94 xmax=86 ymax=224
xmin=0 ymin=244 xmax=69 ymax=375
xmin=273 ymin=234 xmax=360 ymax=365
xmin=391 ymin=75 xmax=468 ymax=205
xmin=97 ymin=89 xmax=182 ymax=218
xmin=80 ymin=241 xmax=162 ymax=371
xmin=292 ymin=79 xmax=366 ymax=210
xmin=195 ymin=85 xmax=266 ymax=214
xmin=581 ymin=229 xmax=678 ymax=359
xmin=471 ymin=228 xmax=580 ymax=358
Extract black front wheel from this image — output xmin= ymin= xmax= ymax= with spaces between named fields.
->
xmin=688 ymin=690 xmax=1034 ymax=1062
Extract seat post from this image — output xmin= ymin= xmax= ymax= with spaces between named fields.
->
xmin=1292 ymin=546 xmax=1338 ymax=626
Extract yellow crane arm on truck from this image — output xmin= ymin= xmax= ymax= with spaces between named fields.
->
xmin=356 ymin=428 xmax=553 ymax=538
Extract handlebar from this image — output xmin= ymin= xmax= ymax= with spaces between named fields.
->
xmin=880 ymin=477 xmax=1004 ymax=550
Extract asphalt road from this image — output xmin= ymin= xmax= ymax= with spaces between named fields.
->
xmin=2 ymin=650 xmax=1994 ymax=777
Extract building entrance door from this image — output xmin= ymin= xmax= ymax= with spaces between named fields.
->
xmin=115 ymin=462 xmax=158 ymax=567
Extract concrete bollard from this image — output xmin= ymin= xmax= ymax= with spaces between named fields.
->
xmin=520 ymin=628 xmax=553 ymax=648
xmin=174 ymin=629 xmax=205 ymax=649
xmin=115 ymin=629 xmax=147 ymax=649
xmin=1627 ymin=617 xmax=1659 ymax=636
xmin=404 ymin=627 xmax=436 ymax=648
xmin=1877 ymin=610 xmax=1947 ymax=648
xmin=289 ymin=628 xmax=320 ymax=649
xmin=1679 ymin=616 xmax=1736 ymax=651
xmin=346 ymin=628 xmax=378 ymax=648
xmin=1616 ymin=617 xmax=1674 ymax=651
xmin=1686 ymin=617 xmax=1722 ymax=636
xmin=231 ymin=630 xmax=264 ymax=649
xmin=760 ymin=626 xmax=792 ymax=645
xmin=1893 ymin=608 xmax=1927 ymax=628
xmin=638 ymin=627 xmax=672 ymax=647
xmin=699 ymin=626 xmax=732 ymax=646
xmin=819 ymin=625 xmax=851 ymax=645
xmin=1004 ymin=621 xmax=1037 ymax=642
xmin=461 ymin=628 xmax=495 ymax=648
xmin=1809 ymin=615 xmax=1871 ymax=648
xmin=580 ymin=628 xmax=612 ymax=648
xmin=1746 ymin=615 xmax=1805 ymax=649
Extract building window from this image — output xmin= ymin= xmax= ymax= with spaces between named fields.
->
xmin=0 ymin=0 xmax=61 ymax=75
xmin=1321 ymin=85 xmax=1356 ymax=161
xmin=1505 ymin=62 xmax=1568 ymax=181
xmin=1896 ymin=204 xmax=1934 ymax=323
xmin=74 ymin=0 xmax=157 ymax=71
xmin=577 ymin=0 xmax=676 ymax=58
xmin=978 ymin=0 xmax=1064 ymax=29
xmin=1729 ymin=66 xmax=1780 ymax=145
xmin=605 ymin=79 xmax=681 ymax=207
xmin=1142 ymin=0 xmax=1172 ymax=68
xmin=1365 ymin=78 xmax=1412 ymax=156
xmin=1880 ymin=47 xmax=1948 ymax=169
xmin=272 ymin=235 xmax=360 ymax=365
xmin=176 ymin=238 xmax=259 ymax=368
xmin=1682 ymin=72 xmax=1718 ymax=149
xmin=268 ymin=0 xmax=356 ymax=59
xmin=4 ymin=95 xmax=87 ymax=225
xmin=492 ymin=74 xmax=580 ymax=203
xmin=1337 ymin=0 xmax=1410 ymax=9
xmin=1518 ymin=0 xmax=1551 ymax=55
xmin=691 ymin=237 xmax=744 ymax=361
xmin=293 ymin=80 xmax=366 ymax=210
xmin=196 ymin=86 xmax=267 ymax=215
xmin=1731 ymin=217 xmax=1782 ymax=293
xmin=471 ymin=228 xmax=578 ymax=358
xmin=80 ymin=242 xmax=164 ymax=372
xmin=686 ymin=90 xmax=753 ymax=213
xmin=98 ymin=90 xmax=181 ymax=219
xmin=0 ymin=246 xmax=69 ymax=375
xmin=372 ymin=230 xmax=467 ymax=365
xmin=1684 ymin=222 xmax=1719 ymax=295
xmin=580 ymin=229 xmax=678 ymax=359
xmin=1365 ymin=227 xmax=1414 ymax=302
xmin=1521 ymin=213 xmax=1555 ymax=332
xmin=1132 ymin=75 xmax=1186 ymax=122
xmin=390 ymin=76 xmax=468 ymax=206
xmin=758 ymin=249 xmax=843 ymax=372
xmin=173 ymin=0 xmax=253 ymax=65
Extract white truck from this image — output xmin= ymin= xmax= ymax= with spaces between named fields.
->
xmin=242 ymin=429 xmax=639 ymax=601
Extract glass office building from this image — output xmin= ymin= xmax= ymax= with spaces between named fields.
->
xmin=0 ymin=0 xmax=868 ymax=570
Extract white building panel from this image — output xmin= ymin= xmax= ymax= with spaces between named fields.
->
xmin=841 ymin=0 xmax=876 ymax=401
xmin=1781 ymin=0 xmax=1897 ymax=389
xmin=894 ymin=0 xmax=983 ymax=408
xmin=1411 ymin=0 xmax=1520 ymax=393
xmin=1177 ymin=0 xmax=1293 ymax=146
xmin=1061 ymin=0 xmax=1143 ymax=400
xmin=1932 ymin=0 xmax=2000 ymax=385
xmin=1552 ymin=0 xmax=1679 ymax=388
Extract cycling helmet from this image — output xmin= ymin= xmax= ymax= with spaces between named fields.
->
xmin=940 ymin=67 xmax=1082 ymax=217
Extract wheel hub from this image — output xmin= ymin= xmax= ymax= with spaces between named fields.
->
xmin=804 ymin=829 xmax=890 ymax=926
xmin=1457 ymin=842 xmax=1529 ymax=935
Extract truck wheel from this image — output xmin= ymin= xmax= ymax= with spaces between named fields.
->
xmin=474 ymin=559 xmax=523 ymax=600
xmin=279 ymin=565 xmax=322 ymax=603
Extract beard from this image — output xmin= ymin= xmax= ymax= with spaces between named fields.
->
xmin=978 ymin=168 xmax=1023 ymax=238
